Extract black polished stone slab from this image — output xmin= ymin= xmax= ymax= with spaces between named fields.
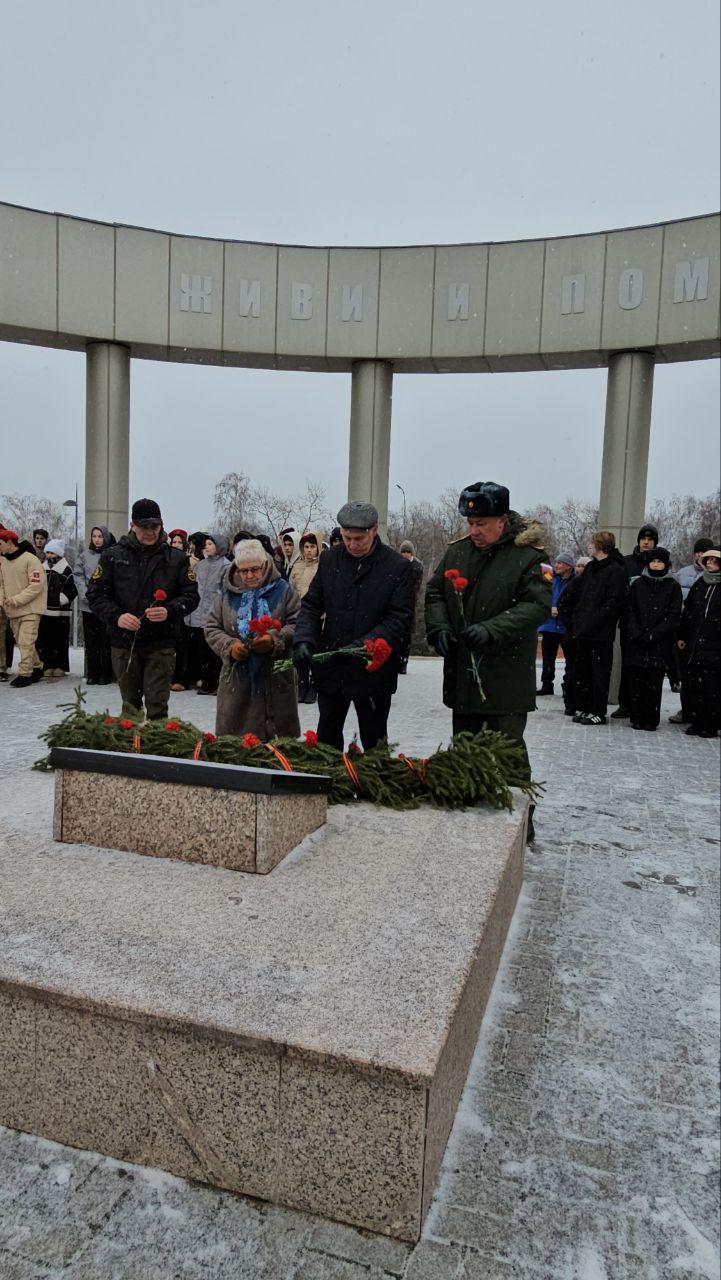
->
xmin=50 ymin=747 xmax=331 ymax=795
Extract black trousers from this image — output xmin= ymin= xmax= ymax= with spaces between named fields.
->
xmin=190 ymin=628 xmax=222 ymax=692
xmin=626 ymin=666 xmax=664 ymax=728
xmin=562 ymin=637 xmax=577 ymax=710
xmin=37 ymin=615 xmax=71 ymax=672
xmin=574 ymin=639 xmax=614 ymax=718
xmin=539 ymin=632 xmax=565 ymax=690
xmin=687 ymin=661 xmax=721 ymax=734
xmin=82 ymin=609 xmax=113 ymax=682
xmin=317 ymin=690 xmax=393 ymax=751
xmin=172 ymin=625 xmax=193 ymax=688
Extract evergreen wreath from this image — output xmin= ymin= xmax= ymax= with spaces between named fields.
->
xmin=36 ymin=688 xmax=543 ymax=812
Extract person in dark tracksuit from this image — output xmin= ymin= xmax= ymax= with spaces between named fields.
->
xmin=572 ymin=531 xmax=628 ymax=726
xmin=677 ymin=548 xmax=721 ymax=738
xmin=622 ymin=548 xmax=682 ymax=731
xmin=87 ymin=498 xmax=199 ymax=721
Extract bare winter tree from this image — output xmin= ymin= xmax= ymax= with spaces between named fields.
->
xmin=1 ymin=493 xmax=79 ymax=558
xmin=646 ymin=491 xmax=720 ymax=568
xmin=528 ymin=497 xmax=600 ymax=558
xmin=211 ymin=472 xmax=254 ymax=540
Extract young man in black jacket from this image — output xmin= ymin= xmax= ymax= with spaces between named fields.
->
xmin=623 ymin=548 xmax=682 ymax=730
xmin=87 ymin=499 xmax=199 ymax=720
xmin=293 ymin=501 xmax=415 ymax=750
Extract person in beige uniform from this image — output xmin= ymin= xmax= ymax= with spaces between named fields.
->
xmin=0 ymin=529 xmax=47 ymax=687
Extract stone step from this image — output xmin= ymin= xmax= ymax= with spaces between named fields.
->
xmin=0 ymin=797 xmax=527 ymax=1241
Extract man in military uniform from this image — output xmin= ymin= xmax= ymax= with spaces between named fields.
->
xmin=425 ymin=481 xmax=551 ymax=840
xmin=87 ymin=499 xmax=199 ymax=720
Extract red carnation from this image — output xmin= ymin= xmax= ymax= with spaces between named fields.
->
xmin=271 ymin=618 xmax=282 ymax=631
xmin=348 ymin=741 xmax=362 ymax=756
xmin=364 ymin=636 xmax=393 ymax=673
xmin=103 ymin=716 xmax=117 ymax=725
xmin=165 ymin=720 xmax=182 ymax=732
xmin=204 ymin=731 xmax=217 ymax=743
xmin=242 ymin=732 xmax=261 ymax=748
xmin=120 ymin=719 xmax=134 ymax=729
xmin=453 ymin=576 xmax=469 ymax=591
xmin=304 ymin=729 xmax=319 ymax=746
xmin=153 ymin=589 xmax=168 ymax=602
xmin=444 ymin=568 xmax=460 ymax=580
xmin=248 ymin=618 xmax=262 ymax=634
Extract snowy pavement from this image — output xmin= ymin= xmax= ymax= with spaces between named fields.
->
xmin=1 ymin=653 xmax=719 ymax=1280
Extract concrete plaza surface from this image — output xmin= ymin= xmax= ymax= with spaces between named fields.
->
xmin=0 ymin=654 xmax=719 ymax=1279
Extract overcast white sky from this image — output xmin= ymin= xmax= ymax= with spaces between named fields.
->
xmin=1 ymin=0 xmax=719 ymax=529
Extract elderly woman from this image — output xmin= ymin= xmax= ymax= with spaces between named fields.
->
xmin=204 ymin=538 xmax=301 ymax=740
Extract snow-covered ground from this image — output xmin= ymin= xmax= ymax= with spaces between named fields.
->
xmin=1 ymin=653 xmax=719 ymax=1280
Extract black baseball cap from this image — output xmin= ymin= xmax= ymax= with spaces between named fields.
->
xmin=131 ymin=498 xmax=162 ymax=527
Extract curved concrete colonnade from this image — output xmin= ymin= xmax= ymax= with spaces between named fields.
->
xmin=0 ymin=202 xmax=718 ymax=542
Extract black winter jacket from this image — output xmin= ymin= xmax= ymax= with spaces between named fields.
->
xmin=556 ymin=572 xmax=584 ymax=639
xmin=678 ymin=576 xmax=720 ymax=668
xmin=293 ymin=538 xmax=415 ymax=699
xmin=572 ymin=550 xmax=628 ymax=643
xmin=622 ymin=572 xmax=682 ymax=669
xmin=87 ymin=532 xmax=199 ymax=650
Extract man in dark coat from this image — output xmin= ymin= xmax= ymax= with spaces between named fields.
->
xmin=572 ymin=531 xmax=628 ymax=725
xmin=293 ymin=501 xmax=415 ymax=750
xmin=677 ymin=548 xmax=721 ymax=737
xmin=424 ymin=481 xmax=551 ymax=839
xmin=622 ymin=548 xmax=682 ymax=730
xmin=614 ymin=522 xmax=662 ymax=718
xmin=87 ymin=498 xmax=199 ymax=720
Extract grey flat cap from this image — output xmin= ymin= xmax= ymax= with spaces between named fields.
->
xmin=336 ymin=500 xmax=379 ymax=529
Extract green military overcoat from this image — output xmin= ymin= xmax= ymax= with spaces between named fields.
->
xmin=425 ymin=516 xmax=552 ymax=716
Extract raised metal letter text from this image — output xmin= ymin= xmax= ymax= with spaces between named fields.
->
xmin=673 ymin=258 xmax=710 ymax=303
xmin=180 ymin=274 xmax=213 ymax=314
xmin=561 ymin=273 xmax=586 ymax=315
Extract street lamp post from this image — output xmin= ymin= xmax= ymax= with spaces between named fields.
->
xmin=396 ymin=483 xmax=407 ymax=540
xmin=62 ymin=485 xmax=79 ymax=648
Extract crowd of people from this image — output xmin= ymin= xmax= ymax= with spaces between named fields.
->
xmin=1 ymin=496 xmax=718 ymax=790
xmin=538 ymin=526 xmax=720 ymax=738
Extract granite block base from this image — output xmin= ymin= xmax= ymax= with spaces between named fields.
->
xmin=1 ymin=798 xmax=527 ymax=1240
xmin=53 ymin=768 xmax=328 ymax=874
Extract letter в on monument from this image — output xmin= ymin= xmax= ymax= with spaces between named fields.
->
xmin=276 ymin=245 xmax=328 ymax=366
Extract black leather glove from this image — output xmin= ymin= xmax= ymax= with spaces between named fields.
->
xmin=433 ymin=631 xmax=454 ymax=658
xmin=462 ymin=624 xmax=492 ymax=651
xmin=293 ymin=642 xmax=315 ymax=666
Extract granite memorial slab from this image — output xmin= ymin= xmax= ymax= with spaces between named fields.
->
xmin=0 ymin=796 xmax=528 ymax=1240
xmin=50 ymin=747 xmax=330 ymax=875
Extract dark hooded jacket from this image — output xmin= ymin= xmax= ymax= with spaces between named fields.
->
xmin=87 ymin=531 xmax=199 ymax=650
xmin=572 ymin=549 xmax=628 ymax=643
xmin=678 ymin=575 xmax=721 ymax=668
xmin=424 ymin=515 xmax=551 ymax=715
xmin=294 ymin=537 xmax=415 ymax=700
xmin=622 ymin=570 xmax=682 ymax=669
xmin=74 ymin=526 xmax=116 ymax=612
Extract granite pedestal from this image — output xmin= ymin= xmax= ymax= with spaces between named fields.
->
xmin=0 ymin=796 xmax=527 ymax=1241
xmin=51 ymin=748 xmax=330 ymax=875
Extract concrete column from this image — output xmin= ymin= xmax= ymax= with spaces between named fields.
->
xmin=85 ymin=343 xmax=130 ymax=540
xmin=348 ymin=360 xmax=393 ymax=538
xmin=598 ymin=351 xmax=655 ymax=552
xmin=598 ymin=350 xmax=655 ymax=705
